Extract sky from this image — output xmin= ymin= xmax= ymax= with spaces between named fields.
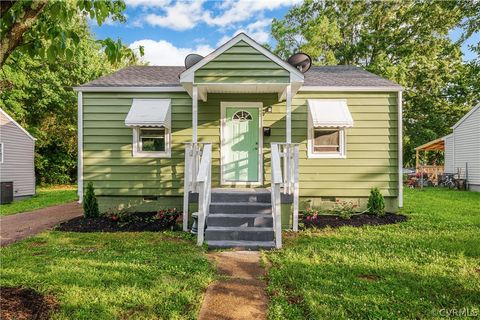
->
xmin=89 ymin=0 xmax=479 ymax=66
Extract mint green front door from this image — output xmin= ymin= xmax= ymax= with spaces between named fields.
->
xmin=223 ymin=107 xmax=260 ymax=183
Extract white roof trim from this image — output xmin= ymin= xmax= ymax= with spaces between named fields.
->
xmin=300 ymin=86 xmax=403 ymax=92
xmin=125 ymin=99 xmax=171 ymax=128
xmin=442 ymin=133 xmax=454 ymax=140
xmin=308 ymin=99 xmax=354 ymax=128
xmin=73 ymin=86 xmax=185 ymax=92
xmin=452 ymin=103 xmax=480 ymax=129
xmin=179 ymin=33 xmax=304 ymax=83
xmin=0 ymin=108 xmax=36 ymax=141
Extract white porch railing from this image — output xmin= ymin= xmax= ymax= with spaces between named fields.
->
xmin=271 ymin=143 xmax=300 ymax=248
xmin=195 ymin=143 xmax=213 ymax=245
xmin=182 ymin=142 xmax=202 ymax=231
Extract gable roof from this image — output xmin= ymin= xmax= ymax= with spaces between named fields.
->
xmin=77 ymin=65 xmax=401 ymax=90
xmin=452 ymin=103 xmax=480 ymax=130
xmin=179 ymin=33 xmax=304 ymax=83
xmin=0 ymin=108 xmax=36 ymax=141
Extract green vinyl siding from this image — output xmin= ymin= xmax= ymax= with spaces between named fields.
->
xmin=194 ymin=41 xmax=290 ymax=84
xmin=292 ymin=92 xmax=399 ymax=198
xmin=83 ymin=92 xmax=194 ymax=197
xmin=82 ymin=90 xmax=398 ymax=204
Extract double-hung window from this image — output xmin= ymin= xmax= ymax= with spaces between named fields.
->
xmin=307 ymin=99 xmax=353 ymax=159
xmin=125 ymin=99 xmax=172 ymax=158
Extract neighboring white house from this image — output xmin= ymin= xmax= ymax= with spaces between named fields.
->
xmin=0 ymin=108 xmax=36 ymax=199
xmin=443 ymin=104 xmax=480 ymax=191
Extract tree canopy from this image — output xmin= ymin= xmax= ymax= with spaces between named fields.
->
xmin=0 ymin=0 xmax=141 ymax=67
xmin=272 ymin=0 xmax=480 ymax=166
xmin=1 ymin=7 xmax=133 ymax=184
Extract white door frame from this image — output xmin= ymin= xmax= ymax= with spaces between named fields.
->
xmin=220 ymin=101 xmax=263 ymax=186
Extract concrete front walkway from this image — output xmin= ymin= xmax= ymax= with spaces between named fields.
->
xmin=199 ymin=251 xmax=268 ymax=320
xmin=0 ymin=202 xmax=82 ymax=246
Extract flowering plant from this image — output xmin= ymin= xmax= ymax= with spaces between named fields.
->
xmin=156 ymin=208 xmax=180 ymax=227
xmin=104 ymin=207 xmax=129 ymax=222
xmin=302 ymin=207 xmax=319 ymax=222
xmin=331 ymin=200 xmax=357 ymax=219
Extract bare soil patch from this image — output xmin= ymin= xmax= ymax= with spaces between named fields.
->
xmin=56 ymin=212 xmax=180 ymax=232
xmin=304 ymin=213 xmax=407 ymax=229
xmin=357 ymin=274 xmax=382 ymax=282
xmin=0 ymin=287 xmax=58 ymax=320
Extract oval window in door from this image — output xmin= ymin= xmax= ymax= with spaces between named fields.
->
xmin=232 ymin=110 xmax=253 ymax=122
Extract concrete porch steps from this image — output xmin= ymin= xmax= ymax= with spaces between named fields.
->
xmin=205 ymin=189 xmax=275 ymax=250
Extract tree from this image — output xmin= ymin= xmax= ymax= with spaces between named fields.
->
xmin=83 ymin=182 xmax=99 ymax=218
xmin=0 ymin=0 xmax=141 ymax=67
xmin=272 ymin=0 xmax=480 ymax=166
xmin=0 ymin=15 xmax=132 ymax=184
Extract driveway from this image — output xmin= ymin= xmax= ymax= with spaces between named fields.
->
xmin=0 ymin=202 xmax=82 ymax=246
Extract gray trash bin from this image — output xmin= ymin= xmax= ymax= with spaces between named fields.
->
xmin=0 ymin=181 xmax=14 ymax=204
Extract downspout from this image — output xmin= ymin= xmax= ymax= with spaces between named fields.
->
xmin=286 ymin=84 xmax=292 ymax=143
xmin=398 ymin=90 xmax=403 ymax=208
xmin=77 ymin=91 xmax=83 ymax=203
xmin=192 ymin=86 xmax=198 ymax=143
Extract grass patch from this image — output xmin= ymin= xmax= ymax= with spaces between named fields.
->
xmin=0 ymin=231 xmax=215 ymax=319
xmin=0 ymin=185 xmax=77 ymax=216
xmin=265 ymin=188 xmax=480 ymax=319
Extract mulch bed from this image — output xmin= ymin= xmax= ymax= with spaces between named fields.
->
xmin=56 ymin=212 xmax=179 ymax=232
xmin=303 ymin=213 xmax=407 ymax=229
xmin=0 ymin=287 xmax=58 ymax=320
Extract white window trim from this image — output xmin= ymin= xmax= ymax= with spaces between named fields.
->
xmin=132 ymin=127 xmax=171 ymax=158
xmin=307 ymin=115 xmax=347 ymax=159
xmin=0 ymin=142 xmax=3 ymax=164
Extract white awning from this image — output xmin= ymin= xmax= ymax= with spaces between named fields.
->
xmin=125 ymin=99 xmax=171 ymax=128
xmin=308 ymin=99 xmax=354 ymax=128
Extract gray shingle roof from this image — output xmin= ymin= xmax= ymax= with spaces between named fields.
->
xmin=79 ymin=65 xmax=401 ymax=89
xmin=304 ymin=66 xmax=401 ymax=88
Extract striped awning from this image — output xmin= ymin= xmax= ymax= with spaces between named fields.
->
xmin=308 ymin=99 xmax=354 ymax=128
xmin=125 ymin=99 xmax=171 ymax=128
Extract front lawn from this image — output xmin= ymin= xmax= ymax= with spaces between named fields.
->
xmin=0 ymin=185 xmax=78 ymax=216
xmin=265 ymin=188 xmax=480 ymax=319
xmin=0 ymin=232 xmax=215 ymax=319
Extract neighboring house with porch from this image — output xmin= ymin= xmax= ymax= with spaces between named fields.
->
xmin=74 ymin=33 xmax=403 ymax=249
xmin=0 ymin=108 xmax=36 ymax=201
xmin=415 ymin=103 xmax=480 ymax=191
xmin=444 ymin=104 xmax=480 ymax=191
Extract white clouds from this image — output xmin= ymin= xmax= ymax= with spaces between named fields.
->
xmin=144 ymin=1 xmax=207 ymax=31
xmin=125 ymin=0 xmax=171 ymax=8
xmin=129 ymin=39 xmax=214 ymax=65
xmin=217 ymin=19 xmax=272 ymax=46
xmin=204 ymin=0 xmax=301 ymax=27
xmin=137 ymin=0 xmax=301 ymax=30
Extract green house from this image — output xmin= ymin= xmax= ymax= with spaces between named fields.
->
xmin=75 ymin=33 xmax=403 ymax=249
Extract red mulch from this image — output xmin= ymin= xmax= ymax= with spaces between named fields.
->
xmin=303 ymin=213 xmax=407 ymax=229
xmin=0 ymin=287 xmax=58 ymax=320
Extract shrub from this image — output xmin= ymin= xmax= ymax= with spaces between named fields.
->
xmin=302 ymin=207 xmax=319 ymax=222
xmin=156 ymin=208 xmax=180 ymax=228
xmin=104 ymin=207 xmax=129 ymax=222
xmin=83 ymin=182 xmax=99 ymax=218
xmin=367 ymin=187 xmax=386 ymax=216
xmin=331 ymin=200 xmax=357 ymax=220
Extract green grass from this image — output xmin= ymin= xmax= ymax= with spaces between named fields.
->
xmin=0 ymin=185 xmax=78 ymax=216
xmin=0 ymin=232 xmax=215 ymax=319
xmin=264 ymin=188 xmax=480 ymax=319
